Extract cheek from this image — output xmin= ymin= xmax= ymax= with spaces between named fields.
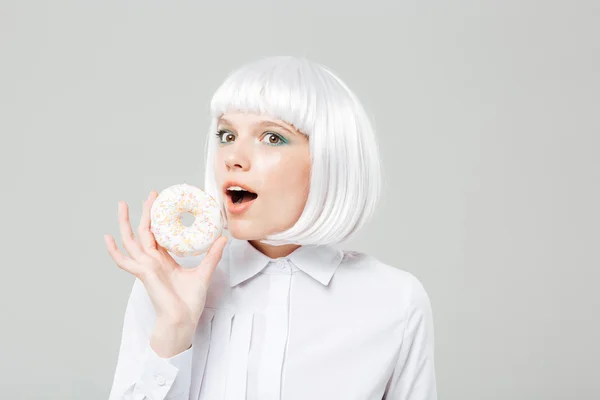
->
xmin=213 ymin=153 xmax=225 ymax=178
xmin=277 ymin=162 xmax=310 ymax=227
xmin=259 ymin=152 xmax=310 ymax=202
xmin=252 ymin=151 xmax=287 ymax=192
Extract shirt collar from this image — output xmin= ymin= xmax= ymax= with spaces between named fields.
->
xmin=227 ymin=237 xmax=344 ymax=287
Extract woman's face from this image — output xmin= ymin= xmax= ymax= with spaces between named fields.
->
xmin=214 ymin=112 xmax=311 ymax=240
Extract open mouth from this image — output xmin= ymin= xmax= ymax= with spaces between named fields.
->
xmin=227 ymin=189 xmax=258 ymax=204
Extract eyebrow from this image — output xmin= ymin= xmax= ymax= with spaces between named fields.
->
xmin=218 ymin=117 xmax=297 ymax=136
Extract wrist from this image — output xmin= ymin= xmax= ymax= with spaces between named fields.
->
xmin=150 ymin=319 xmax=195 ymax=358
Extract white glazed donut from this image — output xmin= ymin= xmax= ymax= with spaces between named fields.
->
xmin=150 ymin=183 xmax=224 ymax=257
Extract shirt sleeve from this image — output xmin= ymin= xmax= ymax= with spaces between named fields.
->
xmin=108 ymin=277 xmax=194 ymax=400
xmin=383 ymin=274 xmax=438 ymax=400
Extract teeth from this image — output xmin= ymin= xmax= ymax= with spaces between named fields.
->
xmin=227 ymin=186 xmax=246 ymax=191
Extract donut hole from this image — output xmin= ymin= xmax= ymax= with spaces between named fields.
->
xmin=180 ymin=212 xmax=195 ymax=227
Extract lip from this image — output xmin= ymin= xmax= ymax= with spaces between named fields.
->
xmin=222 ymin=180 xmax=258 ymax=215
xmin=222 ymin=180 xmax=258 ymax=195
xmin=226 ymin=192 xmax=257 ymax=215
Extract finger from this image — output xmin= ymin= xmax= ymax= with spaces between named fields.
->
xmin=104 ymin=234 xmax=140 ymax=275
xmin=195 ymin=236 xmax=228 ymax=283
xmin=138 ymin=191 xmax=158 ymax=251
xmin=118 ymin=201 xmax=145 ymax=260
xmin=156 ymin=243 xmax=178 ymax=265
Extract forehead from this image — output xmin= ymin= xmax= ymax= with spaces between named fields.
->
xmin=218 ymin=111 xmax=297 ymax=132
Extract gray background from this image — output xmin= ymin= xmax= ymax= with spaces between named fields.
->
xmin=1 ymin=1 xmax=598 ymax=399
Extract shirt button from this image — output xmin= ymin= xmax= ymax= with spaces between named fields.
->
xmin=154 ymin=374 xmax=166 ymax=386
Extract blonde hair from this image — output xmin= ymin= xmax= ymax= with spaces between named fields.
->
xmin=203 ymin=56 xmax=382 ymax=246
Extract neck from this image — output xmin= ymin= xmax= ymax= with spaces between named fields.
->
xmin=248 ymin=239 xmax=301 ymax=259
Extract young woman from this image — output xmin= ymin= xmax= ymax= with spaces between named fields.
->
xmin=105 ymin=56 xmax=437 ymax=400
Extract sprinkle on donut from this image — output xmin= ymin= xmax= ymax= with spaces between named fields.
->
xmin=150 ymin=183 xmax=223 ymax=257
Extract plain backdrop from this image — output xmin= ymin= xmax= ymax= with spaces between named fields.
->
xmin=1 ymin=1 xmax=598 ymax=399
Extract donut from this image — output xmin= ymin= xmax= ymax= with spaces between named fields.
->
xmin=150 ymin=183 xmax=224 ymax=257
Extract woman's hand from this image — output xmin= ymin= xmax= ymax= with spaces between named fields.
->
xmin=104 ymin=191 xmax=228 ymax=355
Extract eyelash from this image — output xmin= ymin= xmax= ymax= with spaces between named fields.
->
xmin=214 ymin=129 xmax=288 ymax=146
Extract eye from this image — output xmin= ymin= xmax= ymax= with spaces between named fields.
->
xmin=262 ymin=132 xmax=288 ymax=146
xmin=215 ymin=129 xmax=288 ymax=146
xmin=215 ymin=129 xmax=235 ymax=143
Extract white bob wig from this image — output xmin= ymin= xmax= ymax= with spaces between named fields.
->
xmin=203 ymin=56 xmax=382 ymax=246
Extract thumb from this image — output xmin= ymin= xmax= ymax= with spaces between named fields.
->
xmin=195 ymin=236 xmax=228 ymax=283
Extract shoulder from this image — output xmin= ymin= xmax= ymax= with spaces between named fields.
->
xmin=338 ymin=249 xmax=420 ymax=288
xmin=336 ymin=249 xmax=433 ymax=313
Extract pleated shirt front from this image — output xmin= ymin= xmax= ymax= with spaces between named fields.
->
xmin=108 ymin=237 xmax=437 ymax=400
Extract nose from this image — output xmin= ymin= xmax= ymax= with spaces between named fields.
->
xmin=224 ymin=142 xmax=251 ymax=171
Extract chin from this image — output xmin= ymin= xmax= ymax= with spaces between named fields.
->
xmin=225 ymin=220 xmax=264 ymax=241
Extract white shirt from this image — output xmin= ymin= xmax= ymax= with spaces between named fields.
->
xmin=109 ymin=237 xmax=437 ymax=400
